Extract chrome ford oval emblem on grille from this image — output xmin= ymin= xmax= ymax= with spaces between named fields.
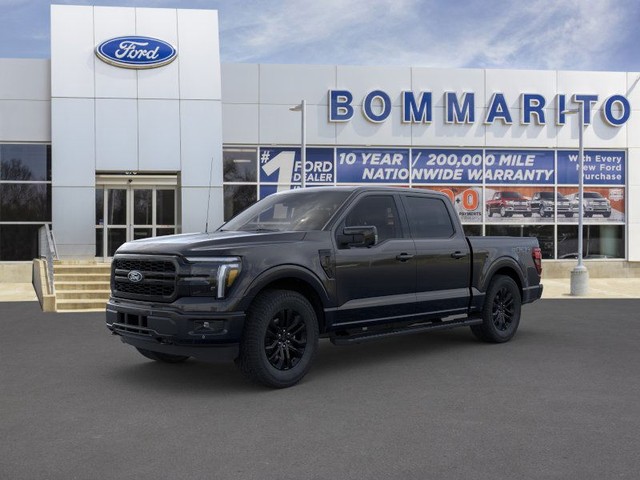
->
xmin=128 ymin=270 xmax=144 ymax=283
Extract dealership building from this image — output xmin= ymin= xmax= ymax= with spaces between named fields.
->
xmin=1 ymin=4 xmax=639 ymax=281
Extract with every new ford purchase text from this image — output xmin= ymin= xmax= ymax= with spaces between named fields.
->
xmin=106 ymin=187 xmax=543 ymax=388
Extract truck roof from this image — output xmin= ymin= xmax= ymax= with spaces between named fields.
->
xmin=275 ymin=185 xmax=450 ymax=199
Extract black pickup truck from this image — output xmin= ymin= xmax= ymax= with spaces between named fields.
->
xmin=106 ymin=187 xmax=543 ymax=388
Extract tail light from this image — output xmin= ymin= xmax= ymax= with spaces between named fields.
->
xmin=532 ymin=247 xmax=542 ymax=276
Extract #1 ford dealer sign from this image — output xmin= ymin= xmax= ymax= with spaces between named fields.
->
xmin=95 ymin=36 xmax=177 ymax=69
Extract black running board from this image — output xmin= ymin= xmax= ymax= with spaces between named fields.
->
xmin=329 ymin=317 xmax=483 ymax=346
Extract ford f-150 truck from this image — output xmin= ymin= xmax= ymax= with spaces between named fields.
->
xmin=106 ymin=187 xmax=543 ymax=388
xmin=530 ymin=191 xmax=577 ymax=218
xmin=486 ymin=190 xmax=533 ymax=217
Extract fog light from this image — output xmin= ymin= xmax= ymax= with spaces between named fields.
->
xmin=191 ymin=320 xmax=224 ymax=335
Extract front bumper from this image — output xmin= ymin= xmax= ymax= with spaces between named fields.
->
xmin=585 ymin=206 xmax=611 ymax=214
xmin=505 ymin=206 xmax=532 ymax=213
xmin=556 ymin=207 xmax=577 ymax=214
xmin=106 ymin=298 xmax=245 ymax=362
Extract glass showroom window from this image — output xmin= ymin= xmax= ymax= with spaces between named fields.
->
xmin=223 ymin=147 xmax=257 ymax=221
xmin=0 ymin=145 xmax=52 ymax=261
xmin=485 ymin=225 xmax=555 ymax=260
xmin=557 ymin=225 xmax=625 ymax=259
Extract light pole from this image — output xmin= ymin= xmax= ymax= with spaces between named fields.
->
xmin=562 ymin=104 xmax=589 ymax=295
xmin=289 ymin=100 xmax=307 ymax=188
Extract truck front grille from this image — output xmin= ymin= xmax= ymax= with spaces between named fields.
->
xmin=112 ymin=256 xmax=178 ymax=302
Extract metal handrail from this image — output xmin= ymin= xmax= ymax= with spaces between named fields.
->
xmin=38 ymin=224 xmax=58 ymax=294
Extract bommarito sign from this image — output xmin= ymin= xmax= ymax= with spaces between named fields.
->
xmin=328 ymin=90 xmax=631 ymax=127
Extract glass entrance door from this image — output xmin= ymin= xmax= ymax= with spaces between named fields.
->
xmin=131 ymin=188 xmax=177 ymax=241
xmin=132 ymin=188 xmax=154 ymax=241
xmin=95 ymin=176 xmax=177 ymax=258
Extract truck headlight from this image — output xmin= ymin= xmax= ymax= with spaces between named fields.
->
xmin=185 ymin=257 xmax=242 ymax=299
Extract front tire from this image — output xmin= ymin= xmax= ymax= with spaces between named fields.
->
xmin=471 ymin=275 xmax=521 ymax=343
xmin=237 ymin=290 xmax=319 ymax=388
xmin=136 ymin=347 xmax=189 ymax=363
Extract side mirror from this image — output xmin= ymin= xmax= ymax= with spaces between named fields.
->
xmin=337 ymin=226 xmax=377 ymax=248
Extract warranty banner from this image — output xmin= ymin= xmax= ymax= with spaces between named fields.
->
xmin=557 ymin=150 xmax=625 ymax=185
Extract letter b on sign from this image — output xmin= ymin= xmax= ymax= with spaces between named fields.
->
xmin=329 ymin=90 xmax=354 ymax=122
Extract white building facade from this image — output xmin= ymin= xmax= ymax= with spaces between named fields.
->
xmin=0 ymin=4 xmax=639 ymax=273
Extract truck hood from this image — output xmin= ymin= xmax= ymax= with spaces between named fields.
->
xmin=115 ymin=230 xmax=307 ymax=257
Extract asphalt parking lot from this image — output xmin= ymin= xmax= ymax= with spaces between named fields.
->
xmin=1 ymin=300 xmax=640 ymax=480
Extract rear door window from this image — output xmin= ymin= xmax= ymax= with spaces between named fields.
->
xmin=404 ymin=196 xmax=455 ymax=239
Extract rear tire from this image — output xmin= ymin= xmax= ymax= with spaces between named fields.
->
xmin=237 ymin=290 xmax=319 ymax=388
xmin=471 ymin=275 xmax=521 ymax=343
xmin=136 ymin=347 xmax=189 ymax=363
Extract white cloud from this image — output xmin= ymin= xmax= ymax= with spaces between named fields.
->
xmin=219 ymin=0 xmax=418 ymax=62
xmin=218 ymin=0 xmax=633 ymax=71
xmin=0 ymin=0 xmax=635 ymax=70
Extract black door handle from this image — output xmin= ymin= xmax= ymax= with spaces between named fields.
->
xmin=396 ymin=253 xmax=414 ymax=262
xmin=451 ymin=251 xmax=467 ymax=259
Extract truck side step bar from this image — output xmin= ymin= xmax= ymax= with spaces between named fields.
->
xmin=329 ymin=317 xmax=483 ymax=346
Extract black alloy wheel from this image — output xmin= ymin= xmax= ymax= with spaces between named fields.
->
xmin=237 ymin=289 xmax=319 ymax=388
xmin=491 ymin=285 xmax=515 ymax=332
xmin=470 ymin=274 xmax=521 ymax=343
xmin=264 ymin=308 xmax=308 ymax=371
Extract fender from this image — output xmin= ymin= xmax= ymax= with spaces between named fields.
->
xmin=479 ymin=255 xmax=526 ymax=293
xmin=236 ymin=264 xmax=332 ymax=312
xmin=469 ymin=255 xmax=526 ymax=312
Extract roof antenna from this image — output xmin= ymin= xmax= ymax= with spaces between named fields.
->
xmin=205 ymin=156 xmax=214 ymax=233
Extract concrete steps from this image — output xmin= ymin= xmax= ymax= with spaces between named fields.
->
xmin=53 ymin=261 xmax=111 ymax=312
xmin=56 ymin=290 xmax=110 ymax=299
xmin=55 ymin=299 xmax=110 ymax=312
xmin=53 ymin=265 xmax=111 ymax=275
xmin=55 ymin=281 xmax=111 ymax=291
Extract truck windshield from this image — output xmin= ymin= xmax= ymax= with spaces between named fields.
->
xmin=220 ymin=190 xmax=351 ymax=232
xmin=501 ymin=192 xmax=522 ymax=199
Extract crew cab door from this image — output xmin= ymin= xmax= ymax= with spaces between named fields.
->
xmin=400 ymin=194 xmax=471 ymax=316
xmin=332 ymin=193 xmax=416 ymax=326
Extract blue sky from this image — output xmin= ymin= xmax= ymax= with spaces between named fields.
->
xmin=1 ymin=0 xmax=639 ymax=71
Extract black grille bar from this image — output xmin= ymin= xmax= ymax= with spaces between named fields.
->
xmin=112 ymin=255 xmax=178 ymax=302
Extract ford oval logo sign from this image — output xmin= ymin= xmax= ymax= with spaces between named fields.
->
xmin=127 ymin=270 xmax=144 ymax=283
xmin=95 ymin=36 xmax=177 ymax=69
